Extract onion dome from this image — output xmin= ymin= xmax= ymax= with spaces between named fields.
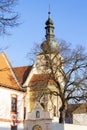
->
xmin=41 ymin=39 xmax=58 ymax=53
xmin=45 ymin=17 xmax=54 ymax=26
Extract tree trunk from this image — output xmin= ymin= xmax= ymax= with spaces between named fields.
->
xmin=59 ymin=106 xmax=66 ymax=123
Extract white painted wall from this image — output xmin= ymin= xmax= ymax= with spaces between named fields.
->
xmin=0 ymin=87 xmax=25 ymax=130
xmin=52 ymin=123 xmax=87 ymax=130
xmin=0 ymin=122 xmax=10 ymax=130
xmin=25 ymin=119 xmax=52 ymax=130
xmin=0 ymin=122 xmax=24 ymax=130
xmin=73 ymin=113 xmax=87 ymax=125
xmin=25 ymin=102 xmax=52 ymax=130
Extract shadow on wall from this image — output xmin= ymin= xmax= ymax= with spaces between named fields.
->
xmin=0 ymin=128 xmax=24 ymax=130
xmin=52 ymin=123 xmax=64 ymax=130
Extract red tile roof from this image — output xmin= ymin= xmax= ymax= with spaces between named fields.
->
xmin=0 ymin=53 xmax=23 ymax=91
xmin=0 ymin=53 xmax=55 ymax=91
xmin=29 ymin=74 xmax=56 ymax=87
xmin=73 ymin=102 xmax=87 ymax=114
xmin=13 ymin=66 xmax=32 ymax=85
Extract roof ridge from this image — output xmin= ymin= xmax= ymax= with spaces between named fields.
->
xmin=14 ymin=65 xmax=32 ymax=69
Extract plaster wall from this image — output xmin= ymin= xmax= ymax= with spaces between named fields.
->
xmin=0 ymin=122 xmax=24 ymax=130
xmin=25 ymin=119 xmax=52 ymax=130
xmin=0 ymin=87 xmax=25 ymax=129
xmin=26 ymin=110 xmax=50 ymax=119
xmin=52 ymin=123 xmax=87 ymax=130
xmin=73 ymin=113 xmax=87 ymax=125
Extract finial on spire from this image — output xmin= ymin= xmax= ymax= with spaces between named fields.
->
xmin=48 ymin=4 xmax=51 ymax=18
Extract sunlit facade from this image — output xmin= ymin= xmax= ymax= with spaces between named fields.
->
xmin=0 ymin=53 xmax=25 ymax=130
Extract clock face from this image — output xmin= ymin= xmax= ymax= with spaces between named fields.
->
xmin=33 ymin=125 xmax=42 ymax=130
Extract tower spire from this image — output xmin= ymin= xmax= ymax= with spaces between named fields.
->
xmin=41 ymin=11 xmax=58 ymax=53
xmin=48 ymin=5 xmax=51 ymax=18
xmin=45 ymin=10 xmax=54 ymax=41
xmin=48 ymin=11 xmax=51 ymax=19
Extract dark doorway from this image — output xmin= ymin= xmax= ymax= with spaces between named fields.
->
xmin=11 ymin=126 xmax=17 ymax=130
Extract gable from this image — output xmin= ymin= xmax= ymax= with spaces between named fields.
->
xmin=0 ymin=53 xmax=22 ymax=91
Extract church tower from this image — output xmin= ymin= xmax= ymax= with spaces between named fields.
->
xmin=24 ymin=12 xmax=63 ymax=130
xmin=35 ymin=11 xmax=59 ymax=74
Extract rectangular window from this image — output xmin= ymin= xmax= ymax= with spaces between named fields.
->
xmin=11 ymin=95 xmax=17 ymax=112
xmin=11 ymin=126 xmax=17 ymax=130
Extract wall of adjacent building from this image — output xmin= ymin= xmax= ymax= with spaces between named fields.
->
xmin=0 ymin=87 xmax=25 ymax=130
xmin=52 ymin=123 xmax=87 ymax=130
xmin=73 ymin=113 xmax=87 ymax=125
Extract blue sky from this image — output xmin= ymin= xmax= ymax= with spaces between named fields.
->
xmin=0 ymin=0 xmax=87 ymax=67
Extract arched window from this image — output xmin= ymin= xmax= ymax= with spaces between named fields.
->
xmin=36 ymin=111 xmax=40 ymax=118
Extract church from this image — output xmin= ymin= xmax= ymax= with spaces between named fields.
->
xmin=0 ymin=11 xmax=62 ymax=130
xmin=0 ymin=12 xmax=87 ymax=130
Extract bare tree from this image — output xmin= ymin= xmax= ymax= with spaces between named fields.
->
xmin=0 ymin=0 xmax=19 ymax=35
xmin=28 ymin=41 xmax=87 ymax=123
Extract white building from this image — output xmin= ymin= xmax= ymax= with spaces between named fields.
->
xmin=0 ymin=53 xmax=25 ymax=130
